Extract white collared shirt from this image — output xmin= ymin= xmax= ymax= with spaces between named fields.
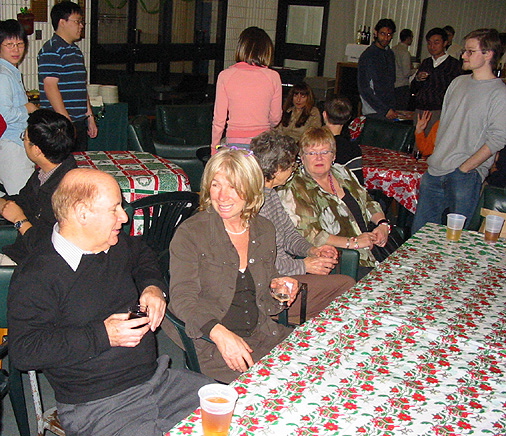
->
xmin=432 ymin=53 xmax=449 ymax=68
xmin=51 ymin=224 xmax=108 ymax=271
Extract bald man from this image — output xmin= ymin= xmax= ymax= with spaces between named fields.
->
xmin=8 ymin=168 xmax=210 ymax=436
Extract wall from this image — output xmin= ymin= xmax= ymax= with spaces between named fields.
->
xmin=224 ymin=0 xmax=278 ymax=68
xmin=1 ymin=0 xmax=92 ymax=90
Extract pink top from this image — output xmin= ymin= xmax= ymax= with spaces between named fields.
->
xmin=211 ymin=62 xmax=282 ymax=148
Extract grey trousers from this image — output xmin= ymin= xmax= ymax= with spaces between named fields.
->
xmin=56 ymin=355 xmax=211 ymax=436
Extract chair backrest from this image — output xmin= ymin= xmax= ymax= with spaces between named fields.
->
xmin=156 ymin=104 xmax=213 ymax=146
xmin=129 ymin=192 xmax=200 ymax=275
xmin=359 ymin=117 xmax=415 ymax=153
xmin=468 ymin=185 xmax=506 ymax=230
xmin=127 ymin=115 xmax=157 ymax=155
xmin=0 ymin=266 xmax=16 ymax=329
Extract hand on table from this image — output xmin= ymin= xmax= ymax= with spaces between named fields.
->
xmin=139 ymin=285 xmax=167 ymax=331
xmin=210 ymin=324 xmax=254 ymax=373
xmin=386 ymin=109 xmax=398 ymax=120
xmin=104 ymin=313 xmax=150 ymax=347
xmin=304 ymin=255 xmax=338 ymax=275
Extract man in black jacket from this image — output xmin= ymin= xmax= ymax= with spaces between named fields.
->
xmin=0 ymin=109 xmax=76 ymax=263
xmin=8 ymin=168 xmax=210 ymax=435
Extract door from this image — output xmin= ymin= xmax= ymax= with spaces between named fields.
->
xmin=89 ymin=0 xmax=227 ymax=85
xmin=275 ymin=0 xmax=329 ymax=77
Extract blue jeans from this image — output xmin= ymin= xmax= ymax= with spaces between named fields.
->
xmin=412 ymin=168 xmax=482 ymax=234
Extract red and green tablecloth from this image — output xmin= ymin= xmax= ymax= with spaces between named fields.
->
xmin=362 ymin=145 xmax=428 ymax=214
xmin=168 ymin=223 xmax=506 ymax=436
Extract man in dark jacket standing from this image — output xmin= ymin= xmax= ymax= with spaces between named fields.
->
xmin=411 ymin=28 xmax=462 ymax=135
xmin=358 ymin=18 xmax=398 ymax=120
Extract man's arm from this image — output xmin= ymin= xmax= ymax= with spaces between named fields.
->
xmin=459 ymin=144 xmax=493 ymax=173
xmin=86 ymin=97 xmax=98 ymax=138
xmin=43 ymin=77 xmax=70 ymax=119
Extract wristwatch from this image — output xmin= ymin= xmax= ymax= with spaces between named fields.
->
xmin=13 ymin=219 xmax=29 ymax=230
xmin=376 ymin=218 xmax=391 ymax=233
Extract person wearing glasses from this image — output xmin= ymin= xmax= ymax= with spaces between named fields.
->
xmin=277 ymin=127 xmax=389 ymax=280
xmin=411 ymin=28 xmax=462 ymax=136
xmin=0 ymin=109 xmax=77 ymax=264
xmin=357 ymin=18 xmax=398 ymax=120
xmin=251 ymin=131 xmax=355 ymax=324
xmin=412 ymin=29 xmax=506 ymax=234
xmin=38 ymin=1 xmax=97 ymax=151
xmin=0 ymin=19 xmax=38 ymax=195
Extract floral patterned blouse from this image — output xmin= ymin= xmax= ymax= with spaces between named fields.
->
xmin=277 ymin=164 xmax=383 ymax=267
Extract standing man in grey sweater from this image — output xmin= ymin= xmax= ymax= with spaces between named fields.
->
xmin=412 ymin=29 xmax=506 ymax=233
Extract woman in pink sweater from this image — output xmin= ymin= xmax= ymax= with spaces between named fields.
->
xmin=211 ymin=27 xmax=282 ymax=154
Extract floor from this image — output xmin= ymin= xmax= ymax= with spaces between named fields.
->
xmin=1 ymin=327 xmax=186 ymax=436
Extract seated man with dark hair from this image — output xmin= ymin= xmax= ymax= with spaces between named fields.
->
xmin=0 ymin=109 xmax=77 ymax=263
xmin=323 ymin=96 xmax=364 ymax=184
xmin=8 ymin=168 xmax=210 ymax=435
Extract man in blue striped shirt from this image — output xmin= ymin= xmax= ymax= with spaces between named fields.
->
xmin=38 ymin=1 xmax=97 ymax=151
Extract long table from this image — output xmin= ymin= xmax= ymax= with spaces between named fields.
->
xmin=362 ymin=145 xmax=428 ymax=214
xmin=168 ymin=223 xmax=506 ymax=435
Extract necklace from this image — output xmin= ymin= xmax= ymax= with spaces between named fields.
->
xmin=328 ymin=173 xmax=338 ymax=196
xmin=225 ymin=224 xmax=249 ymax=235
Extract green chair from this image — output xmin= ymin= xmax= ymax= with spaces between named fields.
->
xmin=127 ymin=115 xmax=206 ymax=192
xmin=358 ymin=117 xmax=415 ymax=153
xmin=468 ymin=185 xmax=506 ymax=231
xmin=0 ymin=265 xmax=30 ymax=436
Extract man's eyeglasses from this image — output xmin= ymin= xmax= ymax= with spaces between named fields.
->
xmin=20 ymin=132 xmax=28 ymax=142
xmin=302 ymin=150 xmax=334 ymax=158
xmin=68 ymin=19 xmax=86 ymax=26
xmin=2 ymin=42 xmax=25 ymax=50
xmin=460 ymin=49 xmax=489 ymax=56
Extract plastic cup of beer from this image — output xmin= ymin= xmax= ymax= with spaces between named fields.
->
xmin=484 ymin=215 xmax=504 ymax=243
xmin=198 ymin=383 xmax=238 ymax=436
xmin=446 ymin=213 xmax=466 ymax=241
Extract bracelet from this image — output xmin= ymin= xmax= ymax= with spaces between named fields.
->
xmin=376 ymin=218 xmax=392 ymax=233
xmin=351 ymin=237 xmax=359 ymax=249
xmin=346 ymin=238 xmax=350 ymax=249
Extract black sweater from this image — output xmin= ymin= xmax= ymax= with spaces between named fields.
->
xmin=411 ymin=55 xmax=462 ymax=111
xmin=8 ymin=233 xmax=167 ymax=404
xmin=2 ymin=155 xmax=77 ymax=263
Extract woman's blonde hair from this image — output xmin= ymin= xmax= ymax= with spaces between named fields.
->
xmin=235 ymin=27 xmax=274 ymax=67
xmin=200 ymin=149 xmax=264 ymax=223
xmin=299 ymin=126 xmax=336 ymax=154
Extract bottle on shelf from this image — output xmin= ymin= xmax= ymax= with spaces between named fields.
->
xmin=366 ymin=26 xmax=371 ymax=45
xmin=356 ymin=26 xmax=362 ymax=44
xmin=360 ymin=26 xmax=367 ymax=44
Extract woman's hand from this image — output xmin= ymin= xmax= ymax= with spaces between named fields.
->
xmin=355 ymin=232 xmax=375 ymax=249
xmin=415 ymin=110 xmax=431 ymax=134
xmin=210 ymin=324 xmax=254 ymax=373
xmin=309 ymin=244 xmax=338 ymax=259
xmin=371 ymin=224 xmax=389 ymax=247
xmin=270 ymin=277 xmax=299 ymax=305
xmin=303 ymin=255 xmax=337 ymax=275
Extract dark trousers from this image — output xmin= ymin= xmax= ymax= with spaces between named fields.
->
xmin=73 ymin=119 xmax=88 ymax=152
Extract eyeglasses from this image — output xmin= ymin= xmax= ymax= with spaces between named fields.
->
xmin=20 ymin=132 xmax=28 ymax=142
xmin=460 ymin=49 xmax=489 ymax=56
xmin=2 ymin=42 xmax=25 ymax=50
xmin=67 ymin=19 xmax=86 ymax=26
xmin=302 ymin=150 xmax=334 ymax=158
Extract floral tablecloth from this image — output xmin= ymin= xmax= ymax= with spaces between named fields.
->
xmin=168 ymin=223 xmax=506 ymax=436
xmin=362 ymin=145 xmax=428 ymax=214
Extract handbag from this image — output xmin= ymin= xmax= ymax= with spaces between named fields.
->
xmin=367 ymin=222 xmax=404 ymax=263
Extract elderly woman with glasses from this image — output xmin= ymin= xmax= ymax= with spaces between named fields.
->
xmin=169 ymin=149 xmax=297 ymax=383
xmin=277 ymin=127 xmax=390 ymax=279
xmin=0 ymin=19 xmax=38 ymax=195
xmin=251 ymin=131 xmax=355 ymax=323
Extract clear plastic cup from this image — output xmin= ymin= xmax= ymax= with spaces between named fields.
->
xmin=198 ymin=384 xmax=238 ymax=436
xmin=484 ymin=215 xmax=504 ymax=243
xmin=446 ymin=213 xmax=466 ymax=241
